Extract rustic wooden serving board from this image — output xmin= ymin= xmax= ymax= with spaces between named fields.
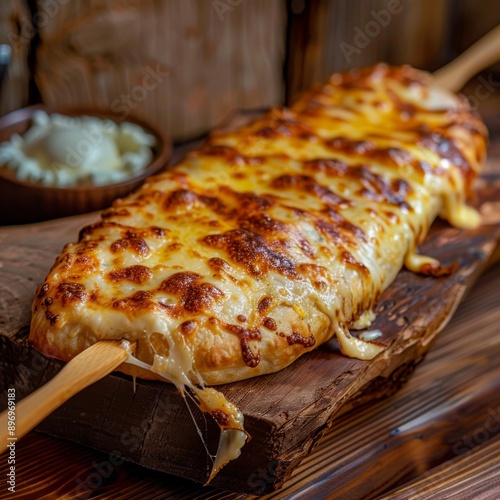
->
xmin=1 ymin=121 xmax=500 ymax=495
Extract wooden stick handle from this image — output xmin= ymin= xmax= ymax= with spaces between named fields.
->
xmin=1 ymin=340 xmax=134 ymax=452
xmin=434 ymin=25 xmax=500 ymax=91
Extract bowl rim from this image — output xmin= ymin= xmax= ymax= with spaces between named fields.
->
xmin=0 ymin=104 xmax=171 ymax=193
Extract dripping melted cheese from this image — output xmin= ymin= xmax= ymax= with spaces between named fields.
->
xmin=124 ymin=351 xmax=247 ymax=482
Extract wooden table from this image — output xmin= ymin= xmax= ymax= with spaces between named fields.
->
xmin=1 ymin=111 xmax=499 ymax=499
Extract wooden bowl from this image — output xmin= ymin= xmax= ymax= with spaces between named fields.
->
xmin=0 ymin=105 xmax=171 ymax=225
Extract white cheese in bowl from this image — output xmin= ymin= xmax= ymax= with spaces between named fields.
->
xmin=0 ymin=111 xmax=156 ymax=187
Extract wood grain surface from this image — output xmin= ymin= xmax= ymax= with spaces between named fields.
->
xmin=0 ymin=110 xmax=499 ymax=496
xmin=380 ymin=435 xmax=500 ymax=499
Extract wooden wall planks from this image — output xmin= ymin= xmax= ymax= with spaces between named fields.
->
xmin=0 ymin=1 xmax=31 ymax=115
xmin=286 ymin=0 xmax=453 ymax=102
xmin=34 ymin=0 xmax=285 ymax=141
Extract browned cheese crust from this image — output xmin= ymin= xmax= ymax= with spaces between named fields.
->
xmin=30 ymin=64 xmax=487 ymax=385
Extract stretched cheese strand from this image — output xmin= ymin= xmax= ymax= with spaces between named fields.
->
xmin=124 ymin=348 xmax=247 ymax=483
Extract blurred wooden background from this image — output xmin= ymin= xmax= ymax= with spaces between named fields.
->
xmin=1 ymin=0 xmax=499 ymax=141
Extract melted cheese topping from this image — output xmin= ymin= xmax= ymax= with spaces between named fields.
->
xmin=30 ymin=64 xmax=487 ymax=476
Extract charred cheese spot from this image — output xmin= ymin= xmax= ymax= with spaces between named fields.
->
xmin=164 ymin=189 xmax=232 ymax=217
xmin=418 ymin=132 xmax=473 ymax=184
xmin=297 ymin=263 xmax=331 ymax=291
xmin=184 ymin=283 xmax=224 ymax=313
xmin=57 ymin=282 xmax=87 ymax=305
xmin=110 ymin=237 xmax=150 ymax=257
xmin=305 ymin=158 xmax=349 ymax=176
xmin=207 ymin=257 xmax=239 ymax=284
xmin=256 ymin=127 xmax=279 ymax=139
xmin=239 ymin=213 xmax=287 ymax=235
xmin=262 ymin=317 xmax=277 ymax=331
xmin=251 ymin=109 xmax=316 ymax=141
xmin=211 ymin=409 xmax=230 ymax=427
xmin=208 ymin=257 xmax=232 ymax=272
xmin=44 ymin=310 xmax=59 ymax=325
xmin=160 ymin=272 xmax=225 ymax=314
xmin=167 ymin=242 xmax=183 ymax=251
xmin=327 ymin=137 xmax=377 ymax=156
xmin=223 ymin=323 xmax=262 ymax=367
xmin=198 ymin=195 xmax=229 ymax=216
xmin=355 ymin=169 xmax=411 ymax=210
xmin=309 ymin=159 xmax=412 ymax=209
xmin=315 ymin=211 xmax=366 ymax=247
xmin=378 ymin=147 xmax=414 ymax=167
xmin=258 ymin=296 xmax=273 ymax=315
xmin=287 ymin=331 xmax=316 ymax=348
xmin=37 ymin=283 xmax=49 ymax=298
xmin=74 ymin=255 xmax=96 ymax=268
xmin=203 ymin=229 xmax=299 ymax=279
xmin=56 ymin=252 xmax=74 ymax=271
xmin=197 ymin=144 xmax=263 ymax=167
xmin=161 ymin=272 xmax=200 ymax=293
xmin=340 ymin=251 xmax=370 ymax=276
xmin=113 ymin=291 xmax=156 ymax=311
xmin=150 ymin=226 xmax=167 ymax=238
xmin=179 ymin=320 xmax=197 ymax=335
xmin=79 ymin=221 xmax=123 ymax=240
xmin=102 ymin=208 xmax=131 ymax=218
xmin=298 ymin=238 xmax=315 ymax=258
xmin=108 ymin=265 xmax=153 ymax=284
xmin=75 ymin=240 xmax=99 ymax=254
xmin=165 ymin=189 xmax=199 ymax=210
xmin=271 ymin=174 xmax=349 ymax=207
xmin=234 ymin=192 xmax=274 ymax=213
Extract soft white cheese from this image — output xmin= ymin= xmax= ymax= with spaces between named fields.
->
xmin=0 ymin=111 xmax=155 ymax=187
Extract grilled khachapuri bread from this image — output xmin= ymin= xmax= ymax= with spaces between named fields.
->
xmin=30 ymin=64 xmax=487 ymax=471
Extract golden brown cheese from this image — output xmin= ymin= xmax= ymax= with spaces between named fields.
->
xmin=30 ymin=64 xmax=487 ymax=388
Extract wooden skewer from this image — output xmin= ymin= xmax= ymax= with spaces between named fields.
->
xmin=433 ymin=24 xmax=500 ymax=91
xmin=0 ymin=339 xmax=135 ymax=452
